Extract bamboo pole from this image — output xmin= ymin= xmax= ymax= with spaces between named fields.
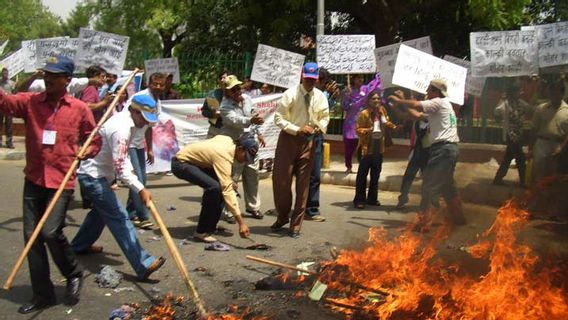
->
xmin=147 ymin=201 xmax=207 ymax=317
xmin=3 ymin=69 xmax=140 ymax=290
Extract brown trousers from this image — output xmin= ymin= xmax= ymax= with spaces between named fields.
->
xmin=272 ymin=131 xmax=315 ymax=232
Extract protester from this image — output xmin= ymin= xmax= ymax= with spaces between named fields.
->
xmin=219 ymin=75 xmax=265 ymax=222
xmin=389 ymin=79 xmax=466 ymax=231
xmin=71 ymin=94 xmax=166 ymax=280
xmin=171 ymin=134 xmax=256 ymax=242
xmin=99 ymin=73 xmax=118 ymax=99
xmin=202 ymin=70 xmax=229 ymax=138
xmin=161 ymin=73 xmax=182 ymax=100
xmin=80 ymin=65 xmax=113 ymax=123
xmin=0 ymin=55 xmax=102 ymax=313
xmin=241 ymin=77 xmax=261 ymax=97
xmin=271 ymin=62 xmax=329 ymax=238
xmin=260 ymin=83 xmax=272 ymax=95
xmin=341 ymin=74 xmax=369 ymax=173
xmin=353 ymin=90 xmax=395 ymax=209
xmin=0 ymin=67 xmax=15 ymax=148
xmin=493 ymin=83 xmax=532 ymax=187
xmin=111 ymin=84 xmax=129 ymax=114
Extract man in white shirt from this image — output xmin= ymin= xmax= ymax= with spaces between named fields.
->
xmin=0 ymin=68 xmax=15 ymax=148
xmin=71 ymin=94 xmax=165 ymax=280
xmin=270 ymin=62 xmax=330 ymax=238
xmin=389 ymin=79 xmax=465 ymax=232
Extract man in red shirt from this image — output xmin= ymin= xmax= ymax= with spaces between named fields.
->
xmin=80 ymin=65 xmax=113 ymax=123
xmin=0 ymin=55 xmax=101 ymax=314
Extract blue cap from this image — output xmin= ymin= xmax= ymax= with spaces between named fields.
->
xmin=238 ymin=134 xmax=259 ymax=164
xmin=302 ymin=62 xmax=319 ymax=79
xmin=42 ymin=55 xmax=75 ymax=75
xmin=131 ymin=94 xmax=158 ymax=123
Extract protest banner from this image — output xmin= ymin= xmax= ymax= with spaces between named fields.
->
xmin=392 ymin=44 xmax=467 ymax=105
xmin=22 ymin=40 xmax=37 ymax=73
xmin=470 ymin=30 xmax=538 ymax=77
xmin=34 ymin=37 xmax=80 ymax=70
xmin=0 ymin=49 xmax=26 ymax=76
xmin=522 ymin=21 xmax=568 ymax=68
xmin=148 ymin=94 xmax=283 ymax=173
xmin=250 ymin=44 xmax=305 ymax=89
xmin=374 ymin=36 xmax=433 ymax=87
xmin=316 ymin=35 xmax=376 ymax=74
xmin=144 ymin=57 xmax=180 ymax=83
xmin=77 ymin=28 xmax=129 ymax=75
xmin=443 ymin=55 xmax=487 ymax=97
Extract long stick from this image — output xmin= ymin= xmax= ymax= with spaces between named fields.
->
xmin=246 ymin=255 xmax=317 ymax=275
xmin=3 ymin=69 xmax=140 ymax=290
xmin=147 ymin=201 xmax=207 ymax=317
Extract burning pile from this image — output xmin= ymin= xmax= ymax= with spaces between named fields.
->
xmin=317 ymin=198 xmax=568 ymax=319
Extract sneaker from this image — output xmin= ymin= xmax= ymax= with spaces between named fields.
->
xmin=305 ymin=215 xmax=326 ymax=222
xmin=130 ymin=217 xmax=142 ymax=227
xmin=139 ymin=220 xmax=154 ymax=229
xmin=140 ymin=257 xmax=166 ymax=280
xmin=193 ymin=232 xmax=218 ymax=243
xmin=246 ymin=210 xmax=264 ymax=220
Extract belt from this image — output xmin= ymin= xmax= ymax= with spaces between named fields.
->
xmin=431 ymin=141 xmax=457 ymax=147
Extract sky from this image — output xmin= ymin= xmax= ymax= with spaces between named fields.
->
xmin=41 ymin=0 xmax=78 ymax=20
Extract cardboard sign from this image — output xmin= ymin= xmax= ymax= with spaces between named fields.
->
xmin=316 ymin=35 xmax=376 ymax=74
xmin=374 ymin=36 xmax=433 ymax=87
xmin=77 ymin=28 xmax=129 ymax=75
xmin=470 ymin=30 xmax=538 ymax=77
xmin=443 ymin=55 xmax=487 ymax=97
xmin=522 ymin=21 xmax=568 ymax=68
xmin=250 ymin=44 xmax=305 ymax=89
xmin=34 ymin=37 xmax=80 ymax=70
xmin=22 ymin=40 xmax=37 ymax=73
xmin=144 ymin=57 xmax=180 ymax=83
xmin=0 ymin=49 xmax=26 ymax=76
xmin=392 ymin=45 xmax=467 ymax=105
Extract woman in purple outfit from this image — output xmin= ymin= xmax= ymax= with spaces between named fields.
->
xmin=342 ymin=74 xmax=369 ymax=173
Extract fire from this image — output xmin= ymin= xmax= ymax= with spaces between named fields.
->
xmin=318 ymin=198 xmax=568 ymax=319
xmin=143 ymin=294 xmax=179 ymax=320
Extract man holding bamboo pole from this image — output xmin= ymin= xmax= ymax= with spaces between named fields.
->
xmin=0 ymin=55 xmax=102 ymax=314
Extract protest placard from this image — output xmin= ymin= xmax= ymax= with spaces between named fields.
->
xmin=392 ymin=44 xmax=467 ymax=105
xmin=470 ymin=30 xmax=538 ymax=77
xmin=77 ymin=28 xmax=129 ymax=75
xmin=522 ymin=21 xmax=568 ymax=68
xmin=34 ymin=37 xmax=80 ymax=70
xmin=144 ymin=57 xmax=180 ymax=83
xmin=250 ymin=44 xmax=305 ymax=89
xmin=443 ymin=55 xmax=487 ymax=97
xmin=0 ymin=49 xmax=25 ymax=76
xmin=21 ymin=40 xmax=37 ymax=73
xmin=316 ymin=35 xmax=376 ymax=74
xmin=374 ymin=36 xmax=433 ymax=87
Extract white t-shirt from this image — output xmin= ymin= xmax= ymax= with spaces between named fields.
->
xmin=124 ymin=88 xmax=161 ymax=149
xmin=420 ymin=97 xmax=459 ymax=144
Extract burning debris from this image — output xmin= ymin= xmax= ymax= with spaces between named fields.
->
xmin=96 ymin=265 xmax=123 ymax=288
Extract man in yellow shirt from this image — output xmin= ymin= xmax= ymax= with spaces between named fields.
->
xmin=171 ymin=134 xmax=257 ymax=242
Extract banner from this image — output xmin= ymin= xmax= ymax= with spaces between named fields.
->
xmin=77 ymin=28 xmax=129 ymax=75
xmin=374 ymin=36 xmax=433 ymax=88
xmin=147 ymin=94 xmax=283 ymax=173
xmin=34 ymin=37 xmax=80 ymax=70
xmin=144 ymin=57 xmax=180 ymax=83
xmin=392 ymin=44 xmax=467 ymax=105
xmin=522 ymin=21 xmax=568 ymax=68
xmin=470 ymin=30 xmax=538 ymax=77
xmin=443 ymin=55 xmax=487 ymax=97
xmin=0 ymin=49 xmax=25 ymax=76
xmin=250 ymin=44 xmax=305 ymax=89
xmin=316 ymin=35 xmax=376 ymax=74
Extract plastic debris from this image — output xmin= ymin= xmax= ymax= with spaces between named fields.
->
xmin=146 ymin=236 xmax=162 ymax=243
xmin=112 ymin=287 xmax=135 ymax=293
xmin=166 ymin=205 xmax=176 ymax=211
xmin=296 ymin=262 xmax=315 ymax=276
xmin=204 ymin=241 xmax=231 ymax=251
xmin=95 ymin=265 xmax=123 ymax=288
xmin=179 ymin=238 xmax=192 ymax=246
xmin=66 ymin=308 xmax=73 ymax=314
xmin=308 ymin=280 xmax=328 ymax=301
xmin=108 ymin=304 xmax=137 ymax=320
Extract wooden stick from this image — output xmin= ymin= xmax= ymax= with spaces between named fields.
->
xmin=147 ymin=201 xmax=207 ymax=317
xmin=246 ymin=255 xmax=317 ymax=275
xmin=3 ymin=69 xmax=140 ymax=290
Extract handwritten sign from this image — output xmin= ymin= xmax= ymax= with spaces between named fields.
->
xmin=22 ymin=40 xmax=37 ymax=73
xmin=77 ymin=28 xmax=129 ymax=75
xmin=374 ymin=36 xmax=433 ymax=87
xmin=250 ymin=44 xmax=305 ymax=89
xmin=34 ymin=37 xmax=80 ymax=70
xmin=316 ymin=35 xmax=376 ymax=74
xmin=522 ymin=21 xmax=568 ymax=68
xmin=0 ymin=49 xmax=26 ymax=76
xmin=144 ymin=57 xmax=180 ymax=83
xmin=443 ymin=55 xmax=486 ymax=97
xmin=470 ymin=30 xmax=538 ymax=77
xmin=392 ymin=44 xmax=467 ymax=105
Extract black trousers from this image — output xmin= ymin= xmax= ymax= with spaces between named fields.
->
xmin=494 ymin=139 xmax=526 ymax=184
xmin=23 ymin=179 xmax=81 ymax=301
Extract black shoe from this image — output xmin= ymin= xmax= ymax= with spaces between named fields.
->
xmin=492 ymin=179 xmax=506 ymax=186
xmin=64 ymin=274 xmax=83 ymax=306
xmin=367 ymin=200 xmax=381 ymax=206
xmin=289 ymin=230 xmax=300 ymax=238
xmin=18 ymin=299 xmax=56 ymax=314
xmin=140 ymin=256 xmax=166 ymax=280
xmin=270 ymin=220 xmax=287 ymax=231
xmin=246 ymin=210 xmax=264 ymax=220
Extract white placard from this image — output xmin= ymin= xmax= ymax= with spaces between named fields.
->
xmin=316 ymin=35 xmax=376 ymax=74
xmin=250 ymin=44 xmax=305 ymax=89
xmin=443 ymin=55 xmax=487 ymax=97
xmin=22 ymin=40 xmax=37 ymax=73
xmin=0 ymin=49 xmax=26 ymax=76
xmin=470 ymin=30 xmax=538 ymax=77
xmin=144 ymin=57 xmax=180 ymax=83
xmin=392 ymin=45 xmax=467 ymax=105
xmin=77 ymin=28 xmax=129 ymax=75
xmin=34 ymin=37 xmax=80 ymax=70
xmin=522 ymin=21 xmax=568 ymax=68
xmin=374 ymin=36 xmax=433 ymax=87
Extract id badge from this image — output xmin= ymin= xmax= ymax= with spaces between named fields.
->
xmin=42 ymin=130 xmax=57 ymax=145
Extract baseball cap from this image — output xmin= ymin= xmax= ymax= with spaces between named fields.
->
xmin=302 ymin=62 xmax=319 ymax=79
xmin=238 ymin=134 xmax=259 ymax=164
xmin=130 ymin=94 xmax=158 ymax=123
xmin=429 ymin=79 xmax=448 ymax=97
xmin=224 ymin=75 xmax=243 ymax=90
xmin=42 ymin=55 xmax=75 ymax=75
